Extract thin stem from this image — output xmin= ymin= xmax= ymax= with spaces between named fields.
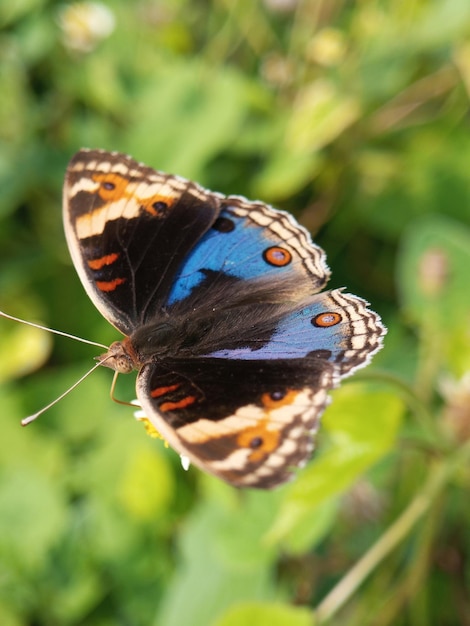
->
xmin=374 ymin=496 xmax=440 ymax=626
xmin=315 ymin=440 xmax=470 ymax=623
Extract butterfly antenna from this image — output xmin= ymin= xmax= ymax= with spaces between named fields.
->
xmin=0 ymin=310 xmax=108 ymax=350
xmin=21 ymin=359 xmax=111 ymax=426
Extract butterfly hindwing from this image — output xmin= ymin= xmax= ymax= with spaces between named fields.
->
xmin=205 ymin=289 xmax=384 ymax=376
xmin=136 ymin=357 xmax=336 ymax=488
xmin=133 ymin=287 xmax=384 ymax=488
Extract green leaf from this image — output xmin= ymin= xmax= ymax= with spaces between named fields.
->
xmin=286 ymin=81 xmax=360 ymax=154
xmin=0 ymin=605 xmax=22 ymax=626
xmin=267 ymin=497 xmax=339 ymax=555
xmin=0 ymin=468 xmax=67 ymax=571
xmin=124 ymin=62 xmax=250 ymax=181
xmin=253 ymin=150 xmax=321 ymax=201
xmin=117 ymin=444 xmax=175 ymax=521
xmin=212 ymin=602 xmax=313 ymax=626
xmin=0 ymin=388 xmax=67 ymax=475
xmin=267 ymin=386 xmax=404 ymax=544
xmin=254 ymin=81 xmax=359 ymax=199
xmin=155 ymin=482 xmax=281 ymax=626
xmin=0 ymin=0 xmax=45 ymax=27
xmin=0 ymin=321 xmax=52 ymax=383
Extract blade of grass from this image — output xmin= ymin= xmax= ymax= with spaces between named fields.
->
xmin=315 ymin=439 xmax=470 ymax=623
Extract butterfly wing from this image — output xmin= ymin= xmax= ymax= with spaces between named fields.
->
xmin=63 ymin=150 xmax=331 ymax=335
xmin=166 ymin=196 xmax=330 ymax=307
xmin=63 ymin=149 xmax=220 ymax=335
xmin=137 ymin=356 xmax=336 ymax=488
xmin=135 ymin=289 xmax=385 ymax=488
xmin=204 ymin=289 xmax=385 ymax=377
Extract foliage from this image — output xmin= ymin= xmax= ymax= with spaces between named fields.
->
xmin=1 ymin=1 xmax=469 ymax=625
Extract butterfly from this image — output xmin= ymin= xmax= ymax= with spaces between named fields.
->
xmin=63 ymin=149 xmax=386 ymax=489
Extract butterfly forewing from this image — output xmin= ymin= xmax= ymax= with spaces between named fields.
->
xmin=63 ymin=149 xmax=220 ymax=334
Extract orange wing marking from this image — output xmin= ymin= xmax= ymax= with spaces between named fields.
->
xmin=237 ymin=419 xmax=281 ymax=463
xmin=92 ymin=173 xmax=130 ymax=202
xmin=160 ymin=396 xmax=197 ymax=412
xmin=261 ymin=389 xmax=298 ymax=409
xmin=96 ymin=277 xmax=126 ymax=292
xmin=312 ymin=312 xmax=342 ymax=327
xmin=263 ymin=246 xmax=292 ymax=267
xmin=140 ymin=197 xmax=172 ymax=217
xmin=87 ymin=253 xmax=120 ymax=270
xmin=150 ymin=383 xmax=180 ymax=398
xmin=92 ymin=172 xmax=176 ymax=216
xmin=235 ymin=389 xmax=299 ymax=462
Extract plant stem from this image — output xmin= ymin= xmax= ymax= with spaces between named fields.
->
xmin=314 ymin=440 xmax=470 ymax=623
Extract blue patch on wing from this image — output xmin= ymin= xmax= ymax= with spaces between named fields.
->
xmin=166 ymin=206 xmax=299 ymax=305
xmin=206 ymin=297 xmax=348 ymax=361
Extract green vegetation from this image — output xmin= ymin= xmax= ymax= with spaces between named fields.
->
xmin=1 ymin=1 xmax=469 ymax=625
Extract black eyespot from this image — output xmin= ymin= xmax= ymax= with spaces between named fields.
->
xmin=308 ymin=349 xmax=332 ymax=360
xmin=270 ymin=390 xmax=286 ymax=401
xmin=102 ymin=182 xmax=115 ymax=190
xmin=212 ymin=217 xmax=235 ymax=232
xmin=250 ymin=436 xmax=263 ymax=449
xmin=153 ymin=201 xmax=168 ymax=214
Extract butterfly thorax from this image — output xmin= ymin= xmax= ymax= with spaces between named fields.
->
xmin=97 ymin=298 xmax=304 ymax=374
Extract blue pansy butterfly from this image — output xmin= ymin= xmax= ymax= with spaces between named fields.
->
xmin=63 ymin=149 xmax=385 ymax=488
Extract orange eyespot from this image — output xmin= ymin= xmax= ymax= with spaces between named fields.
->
xmin=141 ymin=195 xmax=174 ymax=217
xmin=261 ymin=389 xmax=297 ymax=408
xmin=263 ymin=246 xmax=292 ymax=267
xmin=92 ymin=173 xmax=129 ymax=201
xmin=237 ymin=421 xmax=280 ymax=462
xmin=312 ymin=312 xmax=342 ymax=327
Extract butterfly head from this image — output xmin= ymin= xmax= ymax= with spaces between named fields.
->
xmin=98 ymin=339 xmax=138 ymax=374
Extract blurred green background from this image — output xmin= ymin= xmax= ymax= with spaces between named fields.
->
xmin=1 ymin=1 xmax=469 ymax=625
